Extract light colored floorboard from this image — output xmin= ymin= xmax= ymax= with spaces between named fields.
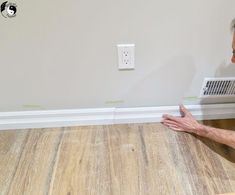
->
xmin=0 ymin=120 xmax=235 ymax=195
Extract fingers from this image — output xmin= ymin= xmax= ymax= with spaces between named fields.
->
xmin=163 ymin=122 xmax=183 ymax=131
xmin=179 ymin=105 xmax=186 ymax=117
xmin=161 ymin=118 xmax=184 ymax=131
xmin=162 ymin=114 xmax=180 ymax=122
xmin=179 ymin=104 xmax=192 ymax=117
xmin=162 ymin=119 xmax=178 ymax=126
xmin=163 ymin=105 xmax=193 ymax=120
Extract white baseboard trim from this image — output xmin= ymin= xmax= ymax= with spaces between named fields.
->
xmin=1 ymin=104 xmax=235 ymax=130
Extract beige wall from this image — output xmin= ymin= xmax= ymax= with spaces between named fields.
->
xmin=0 ymin=0 xmax=235 ymax=111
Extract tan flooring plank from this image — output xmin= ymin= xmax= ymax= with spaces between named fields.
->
xmin=6 ymin=128 xmax=63 ymax=195
xmin=0 ymin=130 xmax=29 ymax=194
xmin=49 ymin=126 xmax=113 ymax=195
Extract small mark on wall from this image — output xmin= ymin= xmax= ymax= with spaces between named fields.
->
xmin=105 ymin=100 xmax=124 ymax=105
xmin=183 ymin=96 xmax=199 ymax=101
xmin=22 ymin=104 xmax=44 ymax=109
xmin=183 ymin=96 xmax=200 ymax=104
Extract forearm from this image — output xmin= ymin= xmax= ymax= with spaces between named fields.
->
xmin=196 ymin=124 xmax=235 ymax=149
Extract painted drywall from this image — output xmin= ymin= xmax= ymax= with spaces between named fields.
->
xmin=0 ymin=0 xmax=235 ymax=111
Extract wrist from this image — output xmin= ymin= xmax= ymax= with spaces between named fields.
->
xmin=194 ymin=124 xmax=209 ymax=136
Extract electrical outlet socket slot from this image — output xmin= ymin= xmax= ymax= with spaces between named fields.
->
xmin=117 ymin=44 xmax=135 ymax=70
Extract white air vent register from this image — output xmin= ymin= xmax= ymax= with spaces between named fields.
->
xmin=200 ymin=78 xmax=235 ymax=97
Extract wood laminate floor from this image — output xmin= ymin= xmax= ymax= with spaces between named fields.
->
xmin=0 ymin=120 xmax=235 ymax=195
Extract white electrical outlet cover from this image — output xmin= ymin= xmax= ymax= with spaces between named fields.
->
xmin=117 ymin=44 xmax=135 ymax=70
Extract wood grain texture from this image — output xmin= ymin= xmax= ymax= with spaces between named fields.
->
xmin=0 ymin=119 xmax=235 ymax=195
xmin=218 ymin=193 xmax=235 ymax=195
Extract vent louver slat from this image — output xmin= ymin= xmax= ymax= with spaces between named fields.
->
xmin=220 ymin=81 xmax=225 ymax=95
xmin=214 ymin=81 xmax=219 ymax=95
xmin=228 ymin=82 xmax=232 ymax=94
xmin=231 ymin=81 xmax=235 ymax=95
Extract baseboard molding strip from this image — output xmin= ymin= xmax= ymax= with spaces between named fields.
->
xmin=1 ymin=104 xmax=235 ymax=130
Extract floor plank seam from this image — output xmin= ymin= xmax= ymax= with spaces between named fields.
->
xmin=45 ymin=128 xmax=65 ymax=195
xmin=5 ymin=130 xmax=30 ymax=195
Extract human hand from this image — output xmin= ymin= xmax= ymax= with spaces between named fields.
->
xmin=161 ymin=105 xmax=203 ymax=135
